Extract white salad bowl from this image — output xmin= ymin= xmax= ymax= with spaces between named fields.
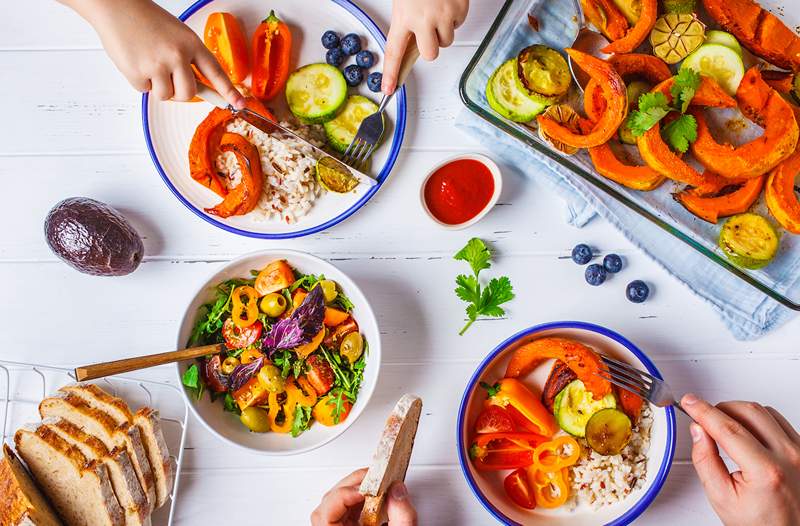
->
xmin=457 ymin=321 xmax=676 ymax=525
xmin=175 ymin=249 xmax=381 ymax=455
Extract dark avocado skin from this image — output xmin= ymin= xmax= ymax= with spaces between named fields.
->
xmin=44 ymin=197 xmax=144 ymax=276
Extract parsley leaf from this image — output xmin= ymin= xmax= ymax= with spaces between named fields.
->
xmin=480 ymin=381 xmax=501 ymax=397
xmin=479 ymin=277 xmax=515 ymax=317
xmin=662 ymin=114 xmax=698 ymax=153
xmin=629 ymin=92 xmax=671 ymax=137
xmin=454 ymin=238 xmax=492 ymax=276
xmin=671 ymin=68 xmax=701 ymax=114
xmin=455 ymin=274 xmax=481 ymax=304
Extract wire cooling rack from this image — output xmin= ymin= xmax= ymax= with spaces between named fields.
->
xmin=0 ymin=360 xmax=188 ymax=526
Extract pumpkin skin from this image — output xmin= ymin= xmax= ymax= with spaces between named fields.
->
xmin=588 ymin=142 xmax=665 ymax=190
xmin=537 ymin=49 xmax=627 ymax=149
xmin=601 ymin=0 xmax=658 ymax=54
xmin=675 ymin=175 xmax=765 ymax=223
xmin=584 ymin=54 xmax=672 ymax=121
xmin=690 ymin=68 xmax=799 ymax=179
xmin=765 ymin=150 xmax=800 ymax=233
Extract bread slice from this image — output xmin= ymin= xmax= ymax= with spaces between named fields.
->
xmin=359 ymin=394 xmax=423 ymax=526
xmin=14 ymin=425 xmax=124 ymax=526
xmin=59 ymin=385 xmax=174 ymax=508
xmin=0 ymin=444 xmax=63 ymax=526
xmin=42 ymin=418 xmax=150 ymax=526
xmin=38 ymin=394 xmax=156 ymax=514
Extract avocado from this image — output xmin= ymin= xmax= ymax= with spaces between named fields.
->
xmin=44 ymin=197 xmax=144 ymax=276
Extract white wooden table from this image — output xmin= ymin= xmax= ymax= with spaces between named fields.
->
xmin=3 ymin=1 xmax=799 ymax=524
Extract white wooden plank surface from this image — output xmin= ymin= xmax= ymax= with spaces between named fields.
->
xmin=2 ymin=1 xmax=799 ymax=525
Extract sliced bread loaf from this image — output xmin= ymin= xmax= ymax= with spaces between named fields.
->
xmin=42 ymin=418 xmax=149 ymax=526
xmin=0 ymin=444 xmax=63 ymax=526
xmin=14 ymin=425 xmax=124 ymax=526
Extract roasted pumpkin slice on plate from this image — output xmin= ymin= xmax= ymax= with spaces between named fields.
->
xmin=588 ymin=142 xmax=665 ymax=190
xmin=584 ymin=54 xmax=672 ymax=121
xmin=765 ymin=150 xmax=800 ymax=234
xmin=675 ymin=175 xmax=764 ymax=223
xmin=601 ymin=0 xmax=658 ymax=54
xmin=205 ymin=132 xmax=264 ymax=218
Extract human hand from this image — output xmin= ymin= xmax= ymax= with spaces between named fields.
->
xmin=682 ymin=394 xmax=800 ymax=526
xmin=61 ymin=0 xmax=244 ymax=108
xmin=382 ymin=0 xmax=469 ymax=95
xmin=311 ymin=468 xmax=418 ymax=525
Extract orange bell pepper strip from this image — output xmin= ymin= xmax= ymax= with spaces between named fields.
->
xmin=601 ymin=0 xmax=657 ymax=54
xmin=469 ymin=432 xmax=548 ymax=470
xmin=251 ymin=11 xmax=292 ymax=101
xmin=230 ymin=285 xmax=260 ymax=328
xmin=527 ymin=467 xmax=571 ymax=508
xmin=486 ymin=378 xmax=557 ymax=436
xmin=204 ymin=12 xmax=250 ymax=84
xmin=204 ymin=132 xmax=264 ymax=218
xmin=531 ymin=436 xmax=581 ymax=472
xmin=293 ymin=376 xmax=318 ymax=407
xmin=268 ymin=378 xmax=301 ymax=433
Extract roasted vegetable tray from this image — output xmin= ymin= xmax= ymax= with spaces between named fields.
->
xmin=0 ymin=361 xmax=188 ymax=526
xmin=459 ymin=0 xmax=800 ymax=310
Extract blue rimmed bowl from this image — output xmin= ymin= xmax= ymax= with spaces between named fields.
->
xmin=457 ymin=321 xmax=676 ymax=525
xmin=143 ymin=0 xmax=405 ymax=239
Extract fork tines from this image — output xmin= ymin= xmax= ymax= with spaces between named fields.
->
xmin=594 ymin=355 xmax=653 ymax=399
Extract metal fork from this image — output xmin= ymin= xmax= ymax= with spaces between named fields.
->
xmin=341 ymin=40 xmax=420 ymax=169
xmin=595 ymin=355 xmax=694 ymax=420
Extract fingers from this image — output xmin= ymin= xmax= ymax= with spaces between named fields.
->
xmin=415 ymin=26 xmax=440 ymax=62
xmin=311 ymin=485 xmax=365 ymax=526
xmin=382 ymin=25 xmax=412 ymax=95
xmin=766 ymin=406 xmax=800 ymax=446
xmin=385 ymin=482 xmax=418 ymax=526
xmin=334 ymin=468 xmax=368 ymax=489
xmin=689 ymin=422 xmax=736 ymax=505
xmin=149 ymin=70 xmax=174 ymax=101
xmin=171 ymin=63 xmax=197 ymax=101
xmin=193 ymin=49 xmax=245 ymax=109
xmin=681 ymin=393 xmax=771 ymax=473
xmin=717 ymin=401 xmax=794 ymax=452
xmin=128 ymin=75 xmax=152 ymax=94
xmin=436 ymin=21 xmax=456 ymax=48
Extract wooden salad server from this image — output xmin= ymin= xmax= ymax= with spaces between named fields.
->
xmin=74 ymin=343 xmax=224 ymax=381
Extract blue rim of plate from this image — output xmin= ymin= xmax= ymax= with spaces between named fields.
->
xmin=456 ymin=321 xmax=676 ymax=526
xmin=142 ymin=0 xmax=406 ymax=239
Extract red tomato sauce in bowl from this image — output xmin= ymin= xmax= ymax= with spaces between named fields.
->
xmin=423 ymin=159 xmax=496 ymax=225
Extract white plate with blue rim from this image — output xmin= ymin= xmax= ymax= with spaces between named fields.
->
xmin=143 ymin=0 xmax=405 ymax=239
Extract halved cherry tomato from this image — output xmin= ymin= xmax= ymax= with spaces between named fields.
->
xmin=474 ymin=405 xmax=514 ymax=434
xmin=305 ymin=355 xmax=335 ymax=395
xmin=468 ymin=432 xmax=548 ymax=470
xmin=222 ymin=318 xmax=263 ymax=349
xmin=504 ymin=468 xmax=537 ymax=510
xmin=204 ymin=12 xmax=249 ymax=83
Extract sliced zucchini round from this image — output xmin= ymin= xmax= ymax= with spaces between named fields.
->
xmin=704 ymin=30 xmax=743 ymax=57
xmin=285 ymin=63 xmax=347 ymax=124
xmin=585 ymin=408 xmax=632 ymax=456
xmin=486 ymin=58 xmax=547 ymax=122
xmin=553 ymin=379 xmax=617 ymax=437
xmin=719 ymin=213 xmax=780 ymax=269
xmin=316 ymin=157 xmax=359 ymax=193
xmin=681 ymin=43 xmax=745 ymax=96
xmin=515 ymin=45 xmax=571 ymax=102
xmin=323 ymin=95 xmax=380 ymax=153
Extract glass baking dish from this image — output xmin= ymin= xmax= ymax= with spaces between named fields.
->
xmin=459 ymin=0 xmax=800 ymax=310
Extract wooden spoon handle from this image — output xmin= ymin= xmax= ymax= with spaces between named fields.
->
xmin=74 ymin=343 xmax=225 ymax=382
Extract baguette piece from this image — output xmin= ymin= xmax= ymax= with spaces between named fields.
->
xmin=14 ymin=425 xmax=124 ymax=526
xmin=359 ymin=394 xmax=423 ymax=526
xmin=38 ymin=394 xmax=156 ymax=514
xmin=59 ymin=385 xmax=174 ymax=508
xmin=0 ymin=444 xmax=63 ymax=526
xmin=42 ymin=418 xmax=150 ymax=526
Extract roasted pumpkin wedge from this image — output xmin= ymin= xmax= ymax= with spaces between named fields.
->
xmin=205 ymin=132 xmax=264 ymax=218
xmin=538 ymin=49 xmax=627 ymax=149
xmin=584 ymin=54 xmax=671 ymax=121
xmin=601 ymin=0 xmax=658 ymax=54
xmin=765 ymin=150 xmax=800 ymax=234
xmin=675 ymin=175 xmax=764 ymax=223
xmin=588 ymin=142 xmax=665 ymax=190
xmin=581 ymin=0 xmax=630 ymax=41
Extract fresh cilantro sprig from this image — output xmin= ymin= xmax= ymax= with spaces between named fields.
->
xmin=454 ymin=238 xmax=515 ymax=335
xmin=629 ymin=68 xmax=701 ymax=153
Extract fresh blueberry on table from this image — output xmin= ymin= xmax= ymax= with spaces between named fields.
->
xmin=321 ymin=30 xmax=340 ymax=50
xmin=571 ymin=243 xmax=593 ymax=265
xmin=341 ymin=33 xmax=362 ymax=55
xmin=585 ymin=264 xmax=607 ymax=286
xmin=356 ymin=50 xmax=374 ymax=68
xmin=367 ymin=72 xmax=382 ymax=93
xmin=626 ymin=280 xmax=650 ymax=303
xmin=603 ymin=253 xmax=623 ymax=273
xmin=326 ymin=48 xmax=345 ymax=67
xmin=344 ymin=64 xmax=364 ymax=86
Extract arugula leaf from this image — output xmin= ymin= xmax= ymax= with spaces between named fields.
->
xmin=187 ymin=278 xmax=251 ymax=347
xmin=629 ymin=92 xmax=671 ymax=137
xmin=333 ymin=291 xmax=355 ymax=313
xmin=454 ymin=238 xmax=492 ymax=276
xmin=223 ymin=393 xmax=241 ymax=415
xmin=290 ymin=272 xmax=325 ymax=292
xmin=272 ymin=350 xmax=293 ymax=378
xmin=671 ymin=68 xmax=701 ymax=114
xmin=182 ymin=364 xmax=199 ymax=389
xmin=326 ymin=389 xmax=349 ymax=424
xmin=662 ymin=114 xmax=698 ymax=153
xmin=480 ymin=381 xmax=501 ymax=397
xmin=291 ymin=405 xmax=313 ymax=437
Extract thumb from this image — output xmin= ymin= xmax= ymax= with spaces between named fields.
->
xmin=386 ymin=482 xmax=417 ymax=526
xmin=690 ymin=422 xmax=735 ymax=506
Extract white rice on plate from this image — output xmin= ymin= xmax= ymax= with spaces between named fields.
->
xmin=215 ymin=118 xmax=326 ymax=224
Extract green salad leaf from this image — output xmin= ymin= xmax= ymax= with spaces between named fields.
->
xmin=182 ymin=364 xmax=199 ymax=389
xmin=223 ymin=393 xmax=241 ymax=415
xmin=187 ymin=278 xmax=252 ymax=347
xmin=291 ymin=405 xmax=313 ymax=437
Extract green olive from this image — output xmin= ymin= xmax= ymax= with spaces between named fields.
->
xmin=239 ymin=407 xmax=270 ymax=433
xmin=260 ymin=293 xmax=287 ymax=317
xmin=257 ymin=364 xmax=286 ymax=393
xmin=339 ymin=332 xmax=364 ymax=364
xmin=316 ymin=280 xmax=338 ymax=303
xmin=221 ymin=356 xmax=240 ymax=375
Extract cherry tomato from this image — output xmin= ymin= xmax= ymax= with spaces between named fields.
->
xmin=474 ymin=405 xmax=514 ymax=434
xmin=504 ymin=468 xmax=536 ymax=510
xmin=222 ymin=318 xmax=263 ymax=349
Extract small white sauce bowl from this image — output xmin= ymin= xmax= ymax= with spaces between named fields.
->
xmin=419 ymin=153 xmax=503 ymax=230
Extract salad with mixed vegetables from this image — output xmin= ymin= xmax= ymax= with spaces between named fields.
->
xmin=182 ymin=259 xmax=367 ymax=437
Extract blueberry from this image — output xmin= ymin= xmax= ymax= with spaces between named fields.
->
xmin=343 ymin=64 xmax=364 ymax=86
xmin=585 ymin=264 xmax=607 ymax=286
xmin=356 ymin=50 xmax=374 ymax=68
xmin=321 ymin=30 xmax=340 ymax=50
xmin=603 ymin=253 xmax=623 ymax=273
xmin=367 ymin=72 xmax=382 ymax=92
xmin=326 ymin=48 xmax=345 ymax=67
xmin=571 ymin=244 xmax=593 ymax=265
xmin=341 ymin=33 xmax=362 ymax=55
xmin=626 ymin=280 xmax=650 ymax=303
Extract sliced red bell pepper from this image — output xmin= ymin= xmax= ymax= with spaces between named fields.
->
xmin=474 ymin=405 xmax=515 ymax=434
xmin=204 ymin=12 xmax=250 ymax=84
xmin=486 ymin=378 xmax=557 ymax=436
xmin=251 ymin=11 xmax=292 ymax=101
xmin=468 ymin=432 xmax=548 ymax=470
